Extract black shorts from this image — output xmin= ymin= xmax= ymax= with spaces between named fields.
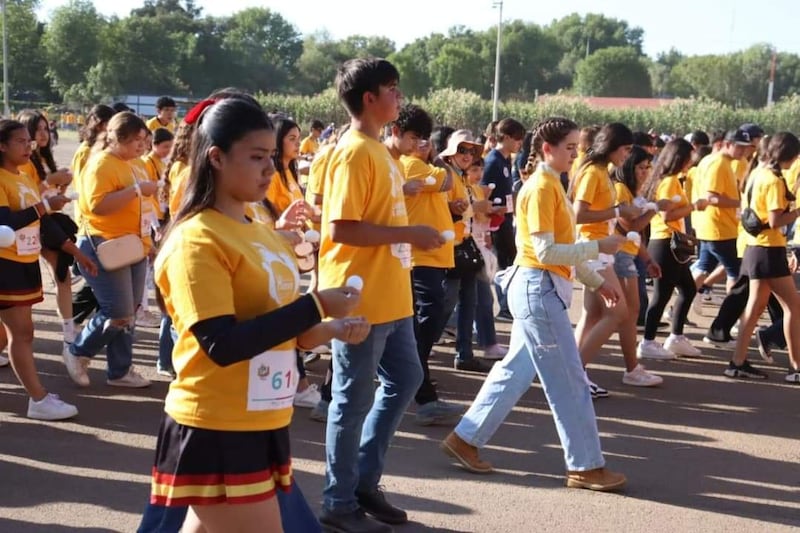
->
xmin=0 ymin=258 xmax=43 ymax=309
xmin=741 ymin=245 xmax=791 ymax=280
xmin=150 ymin=414 xmax=293 ymax=507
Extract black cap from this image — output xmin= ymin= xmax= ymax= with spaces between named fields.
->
xmin=724 ymin=129 xmax=752 ymax=146
xmin=739 ymin=123 xmax=764 ymax=140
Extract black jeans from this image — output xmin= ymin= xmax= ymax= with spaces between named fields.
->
xmin=72 ymin=283 xmax=99 ymax=325
xmin=412 ymin=267 xmax=449 ymax=405
xmin=644 ymin=239 xmax=697 ymax=339
xmin=706 ymin=274 xmax=782 ymax=341
xmin=493 ymin=216 xmax=517 ymax=270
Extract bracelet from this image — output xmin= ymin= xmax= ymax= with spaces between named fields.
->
xmin=133 ymin=182 xmax=142 ymax=197
xmin=309 ymin=291 xmax=327 ymax=319
xmin=42 ymin=197 xmax=52 ymax=214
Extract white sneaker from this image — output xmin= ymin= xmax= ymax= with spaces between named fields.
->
xmin=637 ymin=340 xmax=677 ymax=360
xmin=293 ymin=384 xmax=321 ymax=408
xmin=703 ymin=336 xmax=737 ymax=350
xmin=27 ymin=393 xmax=78 ymax=421
xmin=664 ymin=334 xmax=702 ymax=357
xmin=622 ymin=364 xmax=664 ymax=387
xmin=107 ymin=367 xmax=151 ymax=388
xmin=482 ymin=344 xmax=508 ymax=360
xmin=135 ymin=309 xmax=160 ymax=328
xmin=0 ymin=354 xmax=9 ymax=367
xmin=731 ymin=320 xmax=741 ymax=337
xmin=62 ymin=344 xmax=90 ymax=387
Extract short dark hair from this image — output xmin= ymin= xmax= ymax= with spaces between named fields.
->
xmin=153 ymin=127 xmax=174 ymax=145
xmin=393 ymin=104 xmax=433 ymax=138
xmin=335 ymin=58 xmax=400 ymax=117
xmin=690 ymin=130 xmax=710 ymax=146
xmin=156 ymin=96 xmax=177 ymax=110
xmin=632 ymin=131 xmax=654 ymax=147
xmin=310 ymin=119 xmax=324 ymax=131
xmin=112 ymin=102 xmax=133 ymax=114
xmin=431 ymin=126 xmax=454 ymax=154
xmin=496 ymin=118 xmax=525 ymax=141
xmin=711 ymin=129 xmax=726 ymax=144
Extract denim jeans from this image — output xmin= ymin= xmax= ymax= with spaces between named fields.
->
xmin=323 ymin=317 xmax=423 ymax=513
xmin=412 ymin=267 xmax=448 ymax=405
xmin=444 ymin=271 xmax=477 ymax=362
xmin=157 ymin=315 xmax=176 ymax=371
xmin=137 ymin=478 xmax=322 ymax=532
xmin=475 ymin=277 xmax=497 ymax=347
xmin=70 ymin=236 xmax=146 ymax=379
xmin=454 ymin=267 xmax=605 ymax=471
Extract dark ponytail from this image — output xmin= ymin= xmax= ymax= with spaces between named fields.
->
xmin=272 ymin=117 xmax=300 ymax=189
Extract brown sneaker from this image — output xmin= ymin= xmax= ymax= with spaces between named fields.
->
xmin=566 ymin=468 xmax=627 ymax=491
xmin=440 ymin=432 xmax=493 ymax=474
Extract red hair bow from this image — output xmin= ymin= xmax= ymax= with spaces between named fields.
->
xmin=184 ymin=98 xmax=217 ymax=125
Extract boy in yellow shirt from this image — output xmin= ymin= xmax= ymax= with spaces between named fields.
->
xmin=145 ymin=96 xmax=177 ymax=134
xmin=318 ymin=58 xmax=445 ymax=532
xmin=299 ymin=119 xmax=324 ymax=159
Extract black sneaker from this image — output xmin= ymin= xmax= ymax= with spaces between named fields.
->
xmin=723 ymin=360 xmax=768 ymax=380
xmin=454 ymin=358 xmax=493 ymax=373
xmin=754 ymin=327 xmax=775 ymax=363
xmin=495 ymin=310 xmax=513 ymax=322
xmin=356 ymin=487 xmax=407 ymax=525
xmin=319 ymin=508 xmax=392 ymax=533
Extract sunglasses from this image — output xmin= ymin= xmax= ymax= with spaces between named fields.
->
xmin=457 ymin=145 xmax=478 ymax=156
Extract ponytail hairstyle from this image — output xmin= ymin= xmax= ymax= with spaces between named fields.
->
xmin=80 ymin=104 xmax=115 ymax=146
xmin=169 ymin=98 xmax=274 ymax=229
xmin=614 ymin=145 xmax=653 ymax=197
xmin=0 ymin=119 xmax=27 ymax=168
xmin=99 ymin=112 xmax=147 ymax=152
xmin=569 ymin=122 xmax=633 ymax=199
xmin=642 ymin=139 xmax=693 ymax=201
xmin=749 ymin=134 xmax=772 ymax=177
xmin=17 ymin=109 xmax=56 ymax=181
xmin=530 ymin=117 xmax=579 ymax=160
xmin=272 ymin=117 xmax=300 ymax=188
xmin=765 ymin=131 xmax=800 ymax=182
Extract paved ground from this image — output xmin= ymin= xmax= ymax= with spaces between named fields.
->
xmin=1 ymin=139 xmax=798 ymax=532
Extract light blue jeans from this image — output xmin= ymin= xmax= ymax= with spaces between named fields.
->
xmin=323 ymin=317 xmax=423 ymax=513
xmin=70 ymin=236 xmax=146 ymax=380
xmin=454 ymin=267 xmax=605 ymax=471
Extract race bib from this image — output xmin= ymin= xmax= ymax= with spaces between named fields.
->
xmin=247 ymin=349 xmax=298 ymax=411
xmin=16 ymin=225 xmax=41 ymax=256
xmin=391 ymin=243 xmax=412 ymax=269
xmin=505 ymin=194 xmax=514 ymax=214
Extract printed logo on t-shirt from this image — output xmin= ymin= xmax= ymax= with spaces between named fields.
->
xmin=252 ymin=242 xmax=300 ymax=304
xmin=17 ymin=182 xmax=40 ymax=208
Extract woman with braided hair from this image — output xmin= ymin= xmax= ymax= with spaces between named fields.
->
xmin=440 ymin=117 xmax=628 ymax=492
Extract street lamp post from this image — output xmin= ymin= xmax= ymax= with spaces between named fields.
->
xmin=1 ymin=0 xmax=8 ymax=118
xmin=492 ymin=0 xmax=503 ymax=121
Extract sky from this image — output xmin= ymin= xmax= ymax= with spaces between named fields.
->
xmin=37 ymin=0 xmax=800 ymax=58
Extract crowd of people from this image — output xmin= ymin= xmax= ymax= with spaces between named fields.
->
xmin=1 ymin=58 xmax=798 ymax=532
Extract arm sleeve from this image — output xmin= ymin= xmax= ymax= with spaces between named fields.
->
xmin=0 ymin=206 xmax=39 ymax=230
xmin=190 ymin=294 xmax=322 ymax=367
xmin=531 ymin=232 xmax=599 ymax=266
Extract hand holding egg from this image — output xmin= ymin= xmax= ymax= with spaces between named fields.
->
xmin=304 ymin=229 xmax=320 ymax=244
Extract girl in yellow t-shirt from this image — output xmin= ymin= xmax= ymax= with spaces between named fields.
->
xmin=445 ymin=117 xmax=627 ymax=490
xmin=607 ymin=146 xmax=663 ymax=386
xmin=266 ymin=117 xmax=313 ymax=231
xmin=63 ymin=112 xmax=158 ymax=389
xmin=151 ymin=97 xmax=368 ymax=531
xmin=0 ymin=119 xmax=96 ymax=421
xmin=569 ymin=123 xmax=641 ymax=398
xmin=731 ymin=132 xmax=800 ymax=382
xmin=639 ymin=139 xmax=708 ymax=359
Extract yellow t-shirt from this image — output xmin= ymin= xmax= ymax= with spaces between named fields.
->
xmin=141 ymin=153 xmax=166 ymax=220
xmin=694 ymin=152 xmax=739 ymax=241
xmin=786 ymin=157 xmax=800 ymax=195
xmin=146 ymin=116 xmax=176 ymax=134
xmin=613 ymin=182 xmax=639 ymax=255
xmin=570 ymin=150 xmax=586 ymax=181
xmin=400 ymin=155 xmax=454 ymax=269
xmin=155 ymin=209 xmax=299 ymax=431
xmin=744 ymin=167 xmax=790 ymax=248
xmin=246 ymin=202 xmax=276 ymax=228
xmin=318 ymin=129 xmax=413 ymax=325
xmin=650 ymin=175 xmax=687 ymax=239
xmin=446 ymin=167 xmax=471 ymax=244
xmin=305 ymin=145 xmax=334 ymax=233
xmin=71 ymin=142 xmax=92 ymax=178
xmin=18 ymin=160 xmax=40 ymax=183
xmin=573 ymin=163 xmax=616 ymax=241
xmin=168 ymin=160 xmax=190 ymax=216
xmin=515 ymin=165 xmax=575 ymax=280
xmin=79 ymin=151 xmax=150 ymax=252
xmin=0 ymin=168 xmax=42 ymax=263
xmin=266 ymin=170 xmax=304 ymax=216
xmin=731 ymin=157 xmax=750 ymax=189
xmin=299 ymin=135 xmax=319 ymax=156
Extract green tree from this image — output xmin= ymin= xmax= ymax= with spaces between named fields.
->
xmin=1 ymin=0 xmax=51 ymax=101
xmin=547 ymin=13 xmax=644 ymax=78
xmin=42 ymin=0 xmax=106 ymax=97
xmin=131 ymin=0 xmax=201 ymax=18
xmin=649 ymin=48 xmax=685 ymax=97
xmin=574 ymin=46 xmax=652 ymax=97
xmin=492 ymin=20 xmax=564 ymax=98
xmin=429 ymin=41 xmax=486 ymax=95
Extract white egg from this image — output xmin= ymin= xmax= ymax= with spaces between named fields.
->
xmin=671 ymin=195 xmax=682 ymax=203
xmin=304 ymin=229 xmax=320 ymax=243
xmin=488 ymin=183 xmax=496 ymax=190
xmin=626 ymin=231 xmax=641 ymax=243
xmin=0 ymin=225 xmax=15 ymax=247
xmin=493 ymin=198 xmax=502 ymax=204
xmin=424 ymin=176 xmax=436 ymax=185
xmin=644 ymin=202 xmax=658 ymax=211
xmin=441 ymin=230 xmax=455 ymax=241
xmin=346 ymin=275 xmax=364 ymax=291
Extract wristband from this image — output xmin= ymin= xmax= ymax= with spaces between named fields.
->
xmin=133 ymin=182 xmax=142 ymax=197
xmin=614 ymin=206 xmax=620 ymax=218
xmin=42 ymin=197 xmax=52 ymax=214
xmin=310 ymin=291 xmax=327 ymax=319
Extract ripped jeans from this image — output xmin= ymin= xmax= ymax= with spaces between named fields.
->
xmin=454 ymin=267 xmax=605 ymax=471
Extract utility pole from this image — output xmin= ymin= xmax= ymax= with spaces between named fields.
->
xmin=2 ymin=0 xmax=9 ymax=118
xmin=492 ymin=0 xmax=503 ymax=121
xmin=767 ymin=49 xmax=777 ymax=107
